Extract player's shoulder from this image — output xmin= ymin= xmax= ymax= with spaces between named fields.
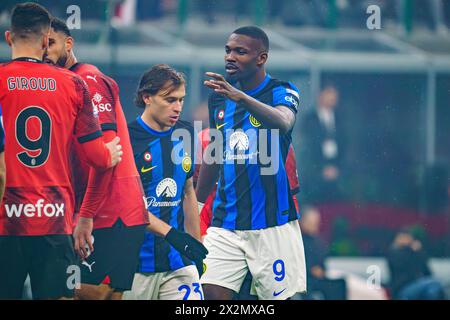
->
xmin=268 ymin=77 xmax=300 ymax=94
xmin=44 ymin=65 xmax=88 ymax=92
xmin=208 ymin=91 xmax=225 ymax=108
xmin=74 ymin=63 xmax=117 ymax=87
xmin=128 ymin=118 xmax=142 ymax=135
xmin=175 ymin=119 xmax=194 ymax=131
xmin=175 ymin=120 xmax=195 ymax=140
xmin=0 ymin=61 xmax=14 ymax=70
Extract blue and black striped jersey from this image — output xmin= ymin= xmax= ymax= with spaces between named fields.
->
xmin=128 ymin=117 xmax=196 ymax=273
xmin=208 ymin=74 xmax=301 ymax=231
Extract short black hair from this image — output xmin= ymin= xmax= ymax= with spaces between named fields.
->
xmin=51 ymin=17 xmax=71 ymax=37
xmin=11 ymin=2 xmax=51 ymax=41
xmin=232 ymin=26 xmax=269 ymax=52
xmin=134 ymin=64 xmax=186 ymax=109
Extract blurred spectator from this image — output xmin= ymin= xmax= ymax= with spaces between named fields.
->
xmin=300 ymin=207 xmax=388 ymax=300
xmin=301 ymin=207 xmax=328 ymax=280
xmin=387 ymin=228 xmax=446 ymax=300
xmin=299 ymin=84 xmax=345 ymax=205
xmin=300 ymin=207 xmax=347 ymax=300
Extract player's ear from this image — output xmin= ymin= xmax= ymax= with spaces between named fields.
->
xmin=257 ymin=51 xmax=268 ymax=67
xmin=5 ymin=31 xmax=12 ymax=47
xmin=142 ymin=94 xmax=152 ymax=107
xmin=42 ymin=32 xmax=49 ymax=50
xmin=66 ymin=36 xmax=74 ymax=52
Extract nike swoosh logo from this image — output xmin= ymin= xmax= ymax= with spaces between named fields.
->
xmin=141 ymin=166 xmax=157 ymax=173
xmin=273 ymin=288 xmax=286 ymax=297
xmin=216 ymin=123 xmax=227 ymax=130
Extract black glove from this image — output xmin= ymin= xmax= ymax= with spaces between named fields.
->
xmin=165 ymin=228 xmax=208 ymax=275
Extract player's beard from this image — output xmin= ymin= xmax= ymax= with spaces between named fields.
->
xmin=225 ymin=73 xmax=238 ymax=86
xmin=56 ymin=52 xmax=68 ymax=68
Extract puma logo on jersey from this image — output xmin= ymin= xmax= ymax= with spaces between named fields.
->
xmin=86 ymin=75 xmax=98 ymax=83
xmin=4 ymin=199 xmax=65 ymax=218
xmin=82 ymin=261 xmax=96 ymax=273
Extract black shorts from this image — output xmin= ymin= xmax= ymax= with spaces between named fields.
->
xmin=0 ymin=235 xmax=77 ymax=299
xmin=80 ymin=219 xmax=146 ymax=291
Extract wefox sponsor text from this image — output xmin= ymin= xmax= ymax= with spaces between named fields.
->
xmin=4 ymin=199 xmax=65 ymax=218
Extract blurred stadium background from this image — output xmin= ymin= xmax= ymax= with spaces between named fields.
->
xmin=1 ymin=0 xmax=449 ymax=299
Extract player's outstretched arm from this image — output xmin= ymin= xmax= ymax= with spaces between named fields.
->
xmin=183 ymin=177 xmax=201 ymax=241
xmin=204 ymin=72 xmax=295 ymax=133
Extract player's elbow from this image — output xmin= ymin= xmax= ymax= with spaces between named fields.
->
xmin=277 ymin=120 xmax=293 ymax=135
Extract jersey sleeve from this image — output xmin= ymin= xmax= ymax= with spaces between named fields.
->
xmin=0 ymin=120 xmax=4 ymax=153
xmin=72 ymin=76 xmax=103 ymax=144
xmin=272 ymin=82 xmax=300 ymax=114
xmin=82 ymin=73 xmax=118 ymax=132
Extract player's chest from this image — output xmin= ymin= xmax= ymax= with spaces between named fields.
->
xmin=213 ymin=100 xmax=268 ymax=132
xmin=135 ymin=138 xmax=192 ymax=192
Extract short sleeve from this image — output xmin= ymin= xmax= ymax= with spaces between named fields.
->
xmin=272 ymin=82 xmax=300 ymax=114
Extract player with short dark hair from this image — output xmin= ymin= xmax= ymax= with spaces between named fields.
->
xmin=196 ymin=26 xmax=307 ymax=300
xmin=0 ymin=3 xmax=121 ymax=300
xmin=123 ymin=64 xmax=208 ymax=300
xmin=45 ymin=17 xmax=150 ymax=300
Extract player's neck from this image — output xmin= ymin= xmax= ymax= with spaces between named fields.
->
xmin=11 ymin=46 xmax=44 ymax=62
xmin=65 ymin=52 xmax=78 ymax=69
xmin=141 ymin=111 xmax=172 ymax=133
xmin=239 ymin=70 xmax=267 ymax=92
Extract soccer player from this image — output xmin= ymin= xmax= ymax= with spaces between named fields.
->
xmin=196 ymin=26 xmax=307 ymax=300
xmin=123 ymin=64 xmax=207 ymax=300
xmin=0 ymin=3 xmax=121 ymax=300
xmin=45 ymin=17 xmax=149 ymax=300
xmin=45 ymin=19 xmax=207 ymax=300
